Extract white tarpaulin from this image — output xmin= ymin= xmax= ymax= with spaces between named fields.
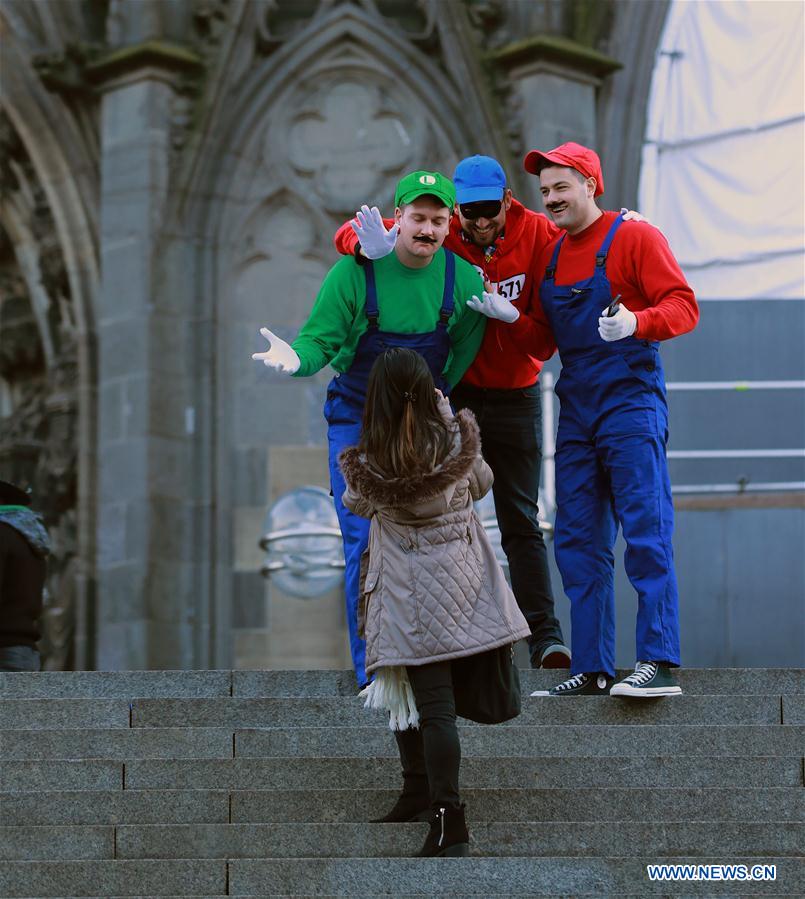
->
xmin=639 ymin=0 xmax=805 ymax=300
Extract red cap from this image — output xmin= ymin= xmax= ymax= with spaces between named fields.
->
xmin=523 ymin=142 xmax=604 ymax=197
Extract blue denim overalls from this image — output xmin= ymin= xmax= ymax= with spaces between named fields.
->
xmin=539 ymin=215 xmax=680 ymax=677
xmin=324 ymin=251 xmax=456 ymax=685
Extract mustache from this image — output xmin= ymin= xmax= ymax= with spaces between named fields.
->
xmin=413 ymin=235 xmax=437 ymax=244
xmin=546 ymin=204 xmax=566 ymax=213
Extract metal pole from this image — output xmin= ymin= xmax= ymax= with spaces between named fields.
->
xmin=540 ymin=370 xmax=556 ymax=519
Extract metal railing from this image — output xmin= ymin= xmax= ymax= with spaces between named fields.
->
xmin=259 ymin=526 xmax=345 ymax=575
xmin=538 ymin=376 xmax=805 ymax=511
xmin=260 ymin=378 xmax=803 ymax=590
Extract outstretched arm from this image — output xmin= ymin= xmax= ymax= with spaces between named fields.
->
xmin=251 ymin=328 xmax=300 ymax=373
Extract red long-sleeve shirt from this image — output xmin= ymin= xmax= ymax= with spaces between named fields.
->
xmin=333 ymin=200 xmax=561 ymax=388
xmin=508 ymin=211 xmax=699 ymax=361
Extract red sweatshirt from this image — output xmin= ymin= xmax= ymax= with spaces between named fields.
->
xmin=508 ymin=210 xmax=699 ymax=361
xmin=333 ymin=200 xmax=561 ymax=388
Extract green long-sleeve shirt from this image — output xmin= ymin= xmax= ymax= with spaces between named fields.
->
xmin=291 ymin=249 xmax=486 ymax=388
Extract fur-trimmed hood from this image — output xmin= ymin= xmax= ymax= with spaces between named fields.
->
xmin=339 ymin=408 xmax=481 ymax=510
xmin=339 ymin=407 xmax=528 ymax=676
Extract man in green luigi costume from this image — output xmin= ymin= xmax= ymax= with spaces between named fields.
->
xmin=253 ymin=170 xmax=486 ymax=686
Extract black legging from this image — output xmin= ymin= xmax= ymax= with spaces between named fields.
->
xmin=396 ymin=659 xmax=461 ymax=808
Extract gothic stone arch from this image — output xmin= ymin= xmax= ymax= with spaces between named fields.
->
xmin=0 ymin=107 xmax=95 ymax=670
xmin=196 ymin=7 xmax=477 ymax=667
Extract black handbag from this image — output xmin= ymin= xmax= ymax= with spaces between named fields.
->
xmin=452 ymin=643 xmax=522 ymax=724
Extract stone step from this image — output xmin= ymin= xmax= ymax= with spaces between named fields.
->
xmin=0 ymin=760 xmax=123 ymax=791
xmin=0 ymin=860 xmax=225 ymax=897
xmin=784 ymin=693 xmax=805 ymax=723
xmin=1 ymin=790 xmax=229 ymax=826
xmin=230 ymin=787 xmax=805 ymax=824
xmin=0 ymin=727 xmax=234 ymax=760
xmin=227 ymin=787 xmax=802 ymax=824
xmin=2 ymin=754 xmax=799 ymax=794
xmin=127 ymin=695 xmax=786 ymax=728
xmin=1 ymin=693 xmax=799 ymax=731
xmin=0 ymin=670 xmax=233 ymax=700
xmin=228 ymin=856 xmax=804 ymax=896
xmin=0 ymin=699 xmax=130 ymax=730
xmin=3 ymin=723 xmax=803 ymax=761
xmin=235 ymin=724 xmax=805 ymax=758
xmin=0 ymin=856 xmax=799 ymax=896
xmin=125 ymin=820 xmax=805 ymax=861
xmin=3 ymin=787 xmax=799 ymax=827
xmin=2 ymin=821 xmax=802 ymax=861
xmin=119 ymin=756 xmax=802 ymax=791
xmin=1 ymin=668 xmax=802 ymax=699
xmin=1 ymin=826 xmax=113 ymax=861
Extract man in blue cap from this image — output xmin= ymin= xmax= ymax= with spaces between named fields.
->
xmin=335 ymin=156 xmax=573 ymax=669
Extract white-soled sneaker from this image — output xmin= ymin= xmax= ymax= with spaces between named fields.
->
xmin=530 ymin=672 xmax=612 ymax=697
xmin=610 ymin=661 xmax=682 ymax=697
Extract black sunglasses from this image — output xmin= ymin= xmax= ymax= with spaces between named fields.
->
xmin=459 ymin=200 xmax=503 ymax=220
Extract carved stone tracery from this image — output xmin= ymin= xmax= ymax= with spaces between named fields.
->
xmin=281 ymin=76 xmax=425 ymax=214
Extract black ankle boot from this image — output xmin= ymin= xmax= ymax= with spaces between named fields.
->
xmin=415 ymin=803 xmax=469 ymax=857
xmin=371 ymin=729 xmax=429 ymax=823
xmin=370 ymin=790 xmax=430 ymax=823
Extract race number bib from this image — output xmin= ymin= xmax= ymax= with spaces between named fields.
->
xmin=472 ymin=266 xmax=526 ymax=302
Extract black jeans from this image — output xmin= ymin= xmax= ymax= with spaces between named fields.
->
xmin=397 ymin=660 xmax=461 ymax=809
xmin=0 ymin=645 xmax=41 ymax=671
xmin=451 ymin=381 xmax=564 ymax=659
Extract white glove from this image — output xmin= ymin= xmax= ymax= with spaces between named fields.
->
xmin=621 ymin=207 xmax=648 ymax=223
xmin=466 ymin=289 xmax=519 ymax=323
xmin=349 ymin=205 xmax=399 ymax=259
xmin=434 ymin=388 xmax=454 ymax=421
xmin=251 ymin=327 xmax=300 ymax=373
xmin=598 ymin=304 xmax=637 ymax=342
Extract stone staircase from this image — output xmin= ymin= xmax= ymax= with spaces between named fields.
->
xmin=0 ymin=668 xmax=802 ymax=896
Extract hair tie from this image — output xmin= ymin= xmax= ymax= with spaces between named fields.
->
xmin=402 ymin=391 xmax=417 ymax=403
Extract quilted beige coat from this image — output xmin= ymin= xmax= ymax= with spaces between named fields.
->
xmin=339 ymin=409 xmax=530 ymax=676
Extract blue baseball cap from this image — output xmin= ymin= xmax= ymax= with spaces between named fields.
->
xmin=453 ymin=155 xmax=507 ymax=204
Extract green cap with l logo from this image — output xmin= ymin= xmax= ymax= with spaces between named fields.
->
xmin=394 ymin=170 xmax=456 ymax=210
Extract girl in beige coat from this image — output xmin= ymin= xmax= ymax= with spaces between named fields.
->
xmin=339 ymin=348 xmax=530 ymax=857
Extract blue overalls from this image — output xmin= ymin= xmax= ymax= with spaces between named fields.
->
xmin=539 ymin=215 xmax=680 ymax=678
xmin=323 ymin=252 xmax=456 ymax=686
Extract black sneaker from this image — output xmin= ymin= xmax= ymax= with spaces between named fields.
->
xmin=610 ymin=661 xmax=682 ymax=697
xmin=538 ymin=643 xmax=572 ymax=669
xmin=529 ymin=641 xmax=572 ymax=669
xmin=530 ymin=672 xmax=612 ymax=697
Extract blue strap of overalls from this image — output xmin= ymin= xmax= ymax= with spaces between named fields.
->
xmin=363 ymin=250 xmax=456 ymax=327
xmin=544 ymin=236 xmax=565 ymax=281
xmin=543 ymin=213 xmax=626 ymax=280
xmin=595 ymin=214 xmax=625 ymax=268
xmin=438 ymin=251 xmax=456 ymax=323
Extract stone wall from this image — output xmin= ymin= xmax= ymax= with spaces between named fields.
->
xmin=0 ymin=0 xmax=664 ymax=669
